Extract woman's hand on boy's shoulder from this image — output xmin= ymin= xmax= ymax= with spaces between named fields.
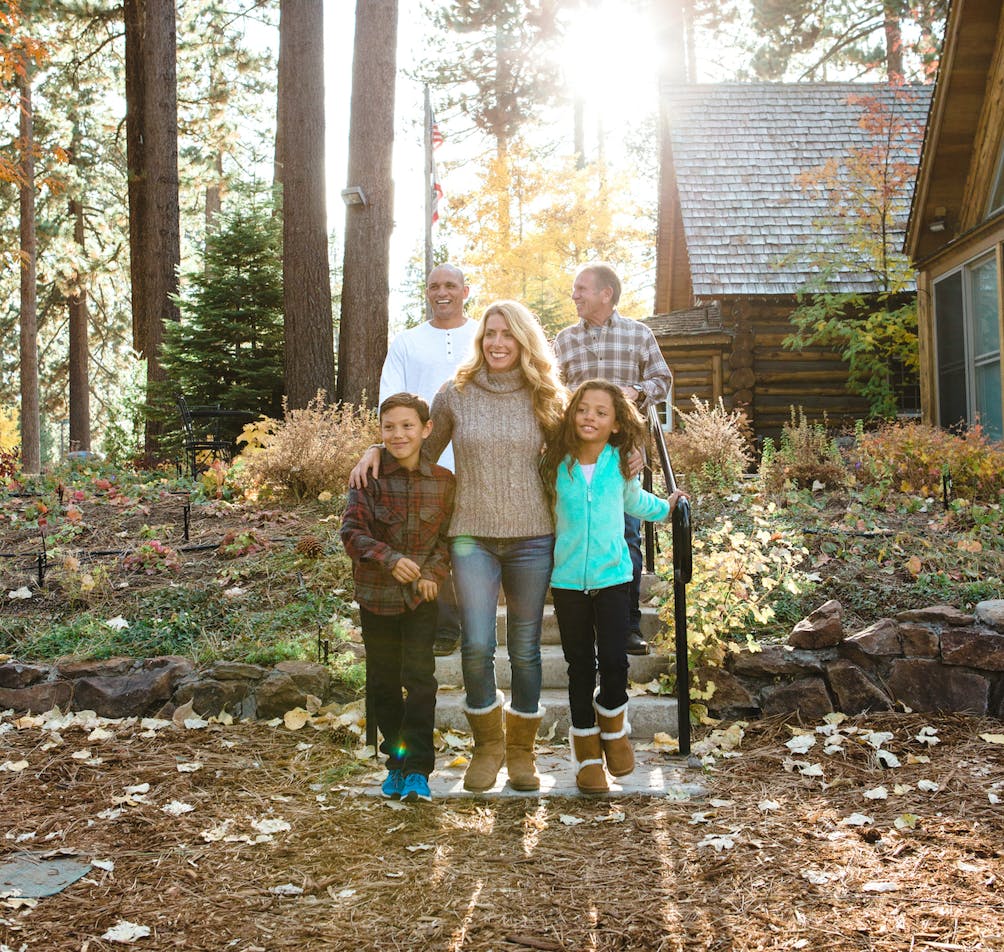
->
xmin=349 ymin=444 xmax=382 ymax=489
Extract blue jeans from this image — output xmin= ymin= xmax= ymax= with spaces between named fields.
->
xmin=624 ymin=513 xmax=643 ymax=632
xmin=450 ymin=534 xmax=554 ymax=713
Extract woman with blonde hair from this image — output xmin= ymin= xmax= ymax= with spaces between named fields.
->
xmin=350 ymin=300 xmax=565 ymax=793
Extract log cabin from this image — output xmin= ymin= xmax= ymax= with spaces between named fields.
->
xmin=905 ymin=0 xmax=1004 ymax=442
xmin=648 ymin=82 xmax=932 ymax=442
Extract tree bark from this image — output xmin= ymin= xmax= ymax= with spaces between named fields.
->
xmin=68 ymin=196 xmax=91 ymax=452
xmin=335 ymin=0 xmax=398 ymax=408
xmin=279 ymin=0 xmax=335 ymax=409
xmin=124 ymin=0 xmax=181 ymax=460
xmin=18 ymin=69 xmax=41 ymax=474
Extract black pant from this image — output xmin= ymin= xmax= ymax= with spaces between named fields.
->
xmin=360 ymin=602 xmax=438 ymax=776
xmin=552 ymin=583 xmax=631 ymax=729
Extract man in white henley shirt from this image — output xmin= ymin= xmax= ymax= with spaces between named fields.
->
xmin=379 ymin=263 xmax=478 ymax=654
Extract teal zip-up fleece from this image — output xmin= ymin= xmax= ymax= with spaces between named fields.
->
xmin=550 ymin=443 xmax=671 ymax=592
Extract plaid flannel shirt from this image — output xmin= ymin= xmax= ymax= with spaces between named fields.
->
xmin=553 ymin=309 xmax=672 ymax=409
xmin=340 ymin=450 xmax=455 ymax=615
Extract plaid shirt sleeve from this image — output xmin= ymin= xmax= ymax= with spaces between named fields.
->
xmin=635 ymin=323 xmax=672 ymax=408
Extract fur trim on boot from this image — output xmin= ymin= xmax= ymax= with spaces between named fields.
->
xmin=463 ymin=691 xmax=505 ymax=792
xmin=594 ymin=697 xmax=634 ymax=777
xmin=569 ymin=726 xmax=609 ymax=794
xmin=504 ymin=703 xmax=544 ymax=791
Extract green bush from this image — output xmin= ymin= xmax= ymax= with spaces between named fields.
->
xmin=759 ymin=407 xmax=846 ymax=494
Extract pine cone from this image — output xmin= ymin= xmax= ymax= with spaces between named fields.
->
xmin=295 ymin=535 xmax=324 ymax=559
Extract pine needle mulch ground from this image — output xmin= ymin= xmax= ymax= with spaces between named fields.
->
xmin=1 ymin=709 xmax=1002 ymax=952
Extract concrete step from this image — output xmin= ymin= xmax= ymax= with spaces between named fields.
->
xmin=434 ymin=686 xmax=680 ymax=740
xmin=497 ymin=603 xmax=664 ymax=646
xmin=435 ymin=642 xmax=670 ymax=691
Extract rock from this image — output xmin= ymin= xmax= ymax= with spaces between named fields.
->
xmin=208 ymin=661 xmax=268 ymax=682
xmin=275 ymin=661 xmax=330 ymax=699
xmin=0 ymin=661 xmax=50 ymax=689
xmin=0 ymin=680 xmax=73 ymax=713
xmin=895 ymin=605 xmax=974 ymax=626
xmin=695 ymin=667 xmax=755 ymax=713
xmin=788 ymin=599 xmax=843 ymax=649
xmin=975 ymin=600 xmax=1004 ymax=633
xmin=728 ymin=645 xmax=833 ymax=678
xmin=941 ymin=628 xmax=1004 ymax=671
xmin=887 ymin=659 xmax=988 ymax=714
xmin=825 ymin=660 xmax=893 ymax=714
xmin=171 ymin=677 xmax=256 ymax=718
xmin=760 ymin=677 xmax=833 ymax=721
xmin=844 ymin=619 xmax=901 ymax=657
xmin=255 ymin=671 xmax=307 ymax=720
xmin=72 ymin=658 xmax=192 ymax=718
xmin=898 ymin=624 xmax=939 ymax=658
xmin=56 ymin=657 xmax=133 ymax=680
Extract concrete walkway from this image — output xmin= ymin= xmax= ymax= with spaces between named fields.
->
xmin=349 ymin=747 xmax=706 ymax=800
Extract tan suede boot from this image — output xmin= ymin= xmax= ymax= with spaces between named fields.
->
xmin=463 ymin=691 xmax=505 ymax=792
xmin=570 ymin=726 xmax=609 ymax=794
xmin=504 ymin=703 xmax=544 ymax=791
xmin=594 ymin=697 xmax=634 ymax=777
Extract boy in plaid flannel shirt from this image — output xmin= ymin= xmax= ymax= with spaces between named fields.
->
xmin=340 ymin=393 xmax=455 ymax=802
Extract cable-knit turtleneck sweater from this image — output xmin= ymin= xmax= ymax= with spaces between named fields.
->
xmin=425 ymin=366 xmax=554 ymax=539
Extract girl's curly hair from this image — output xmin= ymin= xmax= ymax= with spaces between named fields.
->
xmin=540 ymin=379 xmax=648 ymax=508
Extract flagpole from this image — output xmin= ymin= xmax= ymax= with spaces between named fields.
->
xmin=423 ymin=84 xmax=434 ymax=309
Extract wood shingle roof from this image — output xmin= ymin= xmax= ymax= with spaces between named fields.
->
xmin=663 ymin=82 xmax=933 ymax=297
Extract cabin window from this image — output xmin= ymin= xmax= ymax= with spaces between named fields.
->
xmin=933 ymin=254 xmax=1002 ymax=440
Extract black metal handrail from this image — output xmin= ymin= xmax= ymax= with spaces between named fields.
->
xmin=645 ymin=405 xmax=693 ymax=756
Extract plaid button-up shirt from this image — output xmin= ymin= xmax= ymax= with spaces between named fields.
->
xmin=340 ymin=450 xmax=455 ymax=615
xmin=553 ymin=309 xmax=672 ymax=409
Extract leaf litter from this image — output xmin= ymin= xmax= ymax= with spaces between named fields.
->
xmin=0 ymin=707 xmax=1001 ymax=950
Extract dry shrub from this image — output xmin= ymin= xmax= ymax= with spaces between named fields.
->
xmin=665 ymin=396 xmax=753 ymax=492
xmin=848 ymin=420 xmax=1004 ymax=501
xmin=759 ymin=406 xmax=846 ymax=493
xmin=240 ymin=392 xmax=379 ymax=501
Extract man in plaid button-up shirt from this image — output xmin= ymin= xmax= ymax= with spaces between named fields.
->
xmin=553 ymin=262 xmax=673 ymax=655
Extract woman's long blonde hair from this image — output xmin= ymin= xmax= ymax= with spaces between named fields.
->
xmin=455 ymin=300 xmax=566 ymax=437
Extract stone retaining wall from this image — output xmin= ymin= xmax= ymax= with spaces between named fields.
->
xmin=0 ymin=656 xmax=350 ymax=720
xmin=703 ymin=600 xmax=1004 ymax=722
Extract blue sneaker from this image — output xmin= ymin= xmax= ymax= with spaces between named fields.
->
xmin=381 ymin=769 xmax=405 ymax=799
xmin=401 ymin=773 xmax=432 ymax=803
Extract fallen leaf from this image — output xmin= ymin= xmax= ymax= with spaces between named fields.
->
xmin=758 ymin=799 xmax=780 ymax=812
xmin=801 ymin=869 xmax=830 ymax=885
xmin=841 ymin=813 xmax=873 ymax=826
xmin=914 ymin=726 xmax=940 ymax=746
xmin=101 ymin=920 xmax=151 ymax=943
xmin=251 ymin=818 xmax=291 ymax=835
xmin=861 ymin=881 xmax=899 ymax=892
xmin=446 ymin=755 xmax=468 ymax=768
xmin=405 ymin=843 xmax=434 ymax=852
xmin=917 ymin=779 xmax=939 ymax=792
xmin=979 ymin=733 xmax=1004 ymax=745
xmin=785 ymin=734 xmax=816 ymax=755
xmin=283 ymin=708 xmax=312 ymax=731
xmin=7 ymin=587 xmax=32 ymax=600
xmin=863 ymin=786 xmax=888 ymax=800
xmin=798 ymin=762 xmax=824 ymax=777
xmin=91 ymin=859 xmax=115 ymax=872
xmin=697 ymin=833 xmax=735 ymax=851
xmin=905 ymin=555 xmax=922 ymax=576
xmin=0 ymin=760 xmax=29 ymax=773
xmin=176 ymin=761 xmax=203 ymax=773
xmin=104 ymin=616 xmax=129 ymax=631
xmin=876 ymin=749 xmax=902 ymax=768
xmin=162 ymin=801 xmax=195 ymax=816
xmin=559 ymin=815 xmax=584 ymax=826
xmin=269 ymin=883 xmax=304 ymax=896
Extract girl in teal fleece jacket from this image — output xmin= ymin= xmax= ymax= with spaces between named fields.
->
xmin=541 ymin=379 xmax=685 ymax=792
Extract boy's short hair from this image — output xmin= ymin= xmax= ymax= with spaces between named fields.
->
xmin=379 ymin=392 xmax=431 ymax=424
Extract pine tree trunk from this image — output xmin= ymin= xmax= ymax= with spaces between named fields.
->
xmin=68 ymin=196 xmax=91 ymax=452
xmin=279 ymin=0 xmax=335 ymax=409
xmin=18 ymin=69 xmax=41 ymax=474
xmin=335 ymin=0 xmax=398 ymax=408
xmin=883 ymin=3 xmax=904 ymax=81
xmin=124 ymin=0 xmax=181 ymax=461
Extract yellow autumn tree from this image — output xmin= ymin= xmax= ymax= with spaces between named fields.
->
xmin=443 ymin=139 xmax=653 ymax=336
xmin=0 ymin=405 xmax=18 ymax=450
